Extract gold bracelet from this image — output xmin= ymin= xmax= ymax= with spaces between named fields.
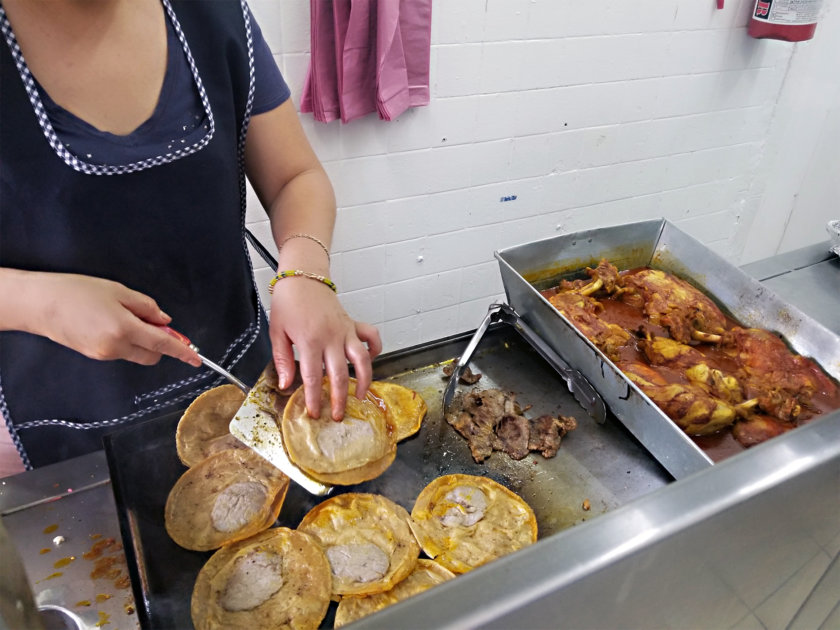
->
xmin=268 ymin=270 xmax=337 ymax=294
xmin=277 ymin=233 xmax=330 ymax=261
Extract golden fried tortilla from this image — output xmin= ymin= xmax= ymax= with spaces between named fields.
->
xmin=368 ymin=380 xmax=427 ymax=441
xmin=409 ymin=474 xmax=537 ymax=574
xmin=298 ymin=493 xmax=420 ymax=598
xmin=191 ymin=527 xmax=331 ymax=630
xmin=333 ymin=559 xmax=455 ymax=627
xmin=165 ymin=448 xmax=289 ymax=551
xmin=282 ymin=378 xmax=397 ymax=484
xmin=176 ymin=384 xmax=247 ymax=467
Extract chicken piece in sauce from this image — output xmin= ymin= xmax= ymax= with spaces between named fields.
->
xmin=723 ymin=327 xmax=838 ymax=422
xmin=548 ymin=291 xmax=631 ymax=361
xmin=619 ymin=269 xmax=727 ymax=345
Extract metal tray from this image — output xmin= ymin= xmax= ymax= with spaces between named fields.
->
xmin=495 ymin=218 xmax=840 ymax=480
xmin=104 ymin=324 xmax=671 ymax=629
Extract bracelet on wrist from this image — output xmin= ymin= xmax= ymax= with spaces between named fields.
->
xmin=268 ymin=270 xmax=337 ymax=294
xmin=277 ymin=233 xmax=331 ymax=262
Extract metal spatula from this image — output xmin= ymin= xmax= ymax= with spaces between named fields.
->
xmin=444 ymin=303 xmax=607 ymax=424
xmin=158 ymin=326 xmax=249 ymax=393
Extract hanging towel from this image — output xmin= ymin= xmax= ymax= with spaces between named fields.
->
xmin=300 ymin=1 xmax=341 ymax=122
xmin=301 ymin=0 xmax=432 ymax=123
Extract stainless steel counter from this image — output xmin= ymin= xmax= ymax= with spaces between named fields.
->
xmin=0 ymin=451 xmax=139 ymax=630
xmin=2 ymin=243 xmax=838 ymax=630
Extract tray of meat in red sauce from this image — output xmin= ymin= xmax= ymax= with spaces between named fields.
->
xmin=496 ymin=219 xmax=840 ymax=479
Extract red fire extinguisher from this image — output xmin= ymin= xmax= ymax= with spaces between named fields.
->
xmin=747 ymin=0 xmax=825 ymax=41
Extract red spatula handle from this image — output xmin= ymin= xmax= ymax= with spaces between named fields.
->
xmin=157 ymin=325 xmax=198 ymax=351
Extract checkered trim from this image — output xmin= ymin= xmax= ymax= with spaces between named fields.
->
xmin=0 ymin=0 xmax=215 ymax=175
xmin=0 ymin=0 xmax=261 ymax=470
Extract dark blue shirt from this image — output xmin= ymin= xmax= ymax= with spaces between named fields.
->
xmin=33 ymin=3 xmax=290 ymax=166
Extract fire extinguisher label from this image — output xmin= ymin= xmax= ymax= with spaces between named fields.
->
xmin=753 ymin=0 xmax=823 ymax=24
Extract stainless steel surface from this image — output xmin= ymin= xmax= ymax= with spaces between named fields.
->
xmin=495 ymin=218 xmax=840 ymax=480
xmin=0 ymin=516 xmax=45 ymax=630
xmin=494 ymin=303 xmax=607 ymax=424
xmin=442 ymin=306 xmax=495 ymax=412
xmin=0 ymin=452 xmax=139 ymax=630
xmin=828 ymin=220 xmax=840 ymax=256
xmin=229 ymin=376 xmax=333 ymax=496
xmin=2 ymin=242 xmax=837 ymax=630
xmin=357 ymin=406 xmax=840 ymax=630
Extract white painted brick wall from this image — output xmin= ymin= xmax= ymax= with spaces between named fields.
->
xmin=246 ymin=0 xmax=829 ymax=354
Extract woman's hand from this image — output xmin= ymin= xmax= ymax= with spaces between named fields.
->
xmin=0 ymin=269 xmax=201 ymax=367
xmin=269 ymin=275 xmax=382 ymax=421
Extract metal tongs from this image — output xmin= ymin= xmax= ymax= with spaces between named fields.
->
xmin=443 ymin=303 xmax=607 ymax=424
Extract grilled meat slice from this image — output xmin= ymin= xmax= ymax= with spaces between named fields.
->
xmin=446 ymin=389 xmax=577 ymax=463
xmin=527 ymin=414 xmax=577 ymax=458
xmin=446 ymin=389 xmax=512 ymax=463
xmin=442 ymin=364 xmax=483 ymax=385
xmin=493 ymin=415 xmax=530 ymax=460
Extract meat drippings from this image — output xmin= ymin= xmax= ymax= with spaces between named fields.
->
xmin=326 ymin=543 xmax=390 ymax=583
xmin=221 ymin=551 xmax=284 ymax=611
xmin=211 ymin=482 xmax=267 ymax=532
xmin=439 ymin=486 xmax=488 ymax=527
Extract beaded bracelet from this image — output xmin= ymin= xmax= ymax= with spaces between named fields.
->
xmin=277 ymin=233 xmax=331 ymax=262
xmin=268 ymin=270 xmax=337 ymax=294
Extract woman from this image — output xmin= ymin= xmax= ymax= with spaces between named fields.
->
xmin=0 ymin=0 xmax=381 ymax=474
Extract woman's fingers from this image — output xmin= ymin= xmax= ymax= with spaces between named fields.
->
xmin=30 ymin=272 xmax=200 ymax=367
xmin=293 ymin=335 xmax=328 ymax=419
xmin=134 ymin=324 xmax=201 ymax=367
xmin=355 ymin=321 xmax=383 ymax=359
xmin=267 ymin=278 xmax=382 ymax=422
xmin=271 ymin=332 xmax=297 ymax=390
xmin=324 ymin=346 xmax=350 ymax=421
xmin=120 ymin=287 xmax=171 ymax=326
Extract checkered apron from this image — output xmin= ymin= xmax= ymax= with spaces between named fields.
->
xmin=0 ymin=0 xmax=270 ymax=468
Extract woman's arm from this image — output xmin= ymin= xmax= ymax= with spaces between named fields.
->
xmin=0 ymin=268 xmax=201 ymax=366
xmin=245 ymin=100 xmax=381 ymax=421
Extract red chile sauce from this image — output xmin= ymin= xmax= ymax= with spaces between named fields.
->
xmin=540 ymin=267 xmax=840 ymax=463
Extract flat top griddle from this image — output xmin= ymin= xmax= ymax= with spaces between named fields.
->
xmin=105 ymin=323 xmax=671 ymax=630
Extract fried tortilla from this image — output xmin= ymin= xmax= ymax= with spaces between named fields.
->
xmin=176 ymin=384 xmax=247 ymax=467
xmin=298 ymin=493 xmax=420 ymax=598
xmin=165 ymin=448 xmax=289 ymax=551
xmin=409 ymin=474 xmax=537 ymax=574
xmin=368 ymin=380 xmax=427 ymax=441
xmin=333 ymin=559 xmax=455 ymax=627
xmin=282 ymin=378 xmax=398 ymax=485
xmin=191 ymin=527 xmax=331 ymax=630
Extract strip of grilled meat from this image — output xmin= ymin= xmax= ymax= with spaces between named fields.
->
xmin=446 ymin=389 xmax=577 ymax=463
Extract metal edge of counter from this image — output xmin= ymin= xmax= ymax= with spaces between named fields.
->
xmin=0 ymin=450 xmax=111 ymax=516
xmin=347 ymin=407 xmax=840 ymax=630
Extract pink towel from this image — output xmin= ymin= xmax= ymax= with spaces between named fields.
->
xmin=301 ymin=0 xmax=432 ymax=123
